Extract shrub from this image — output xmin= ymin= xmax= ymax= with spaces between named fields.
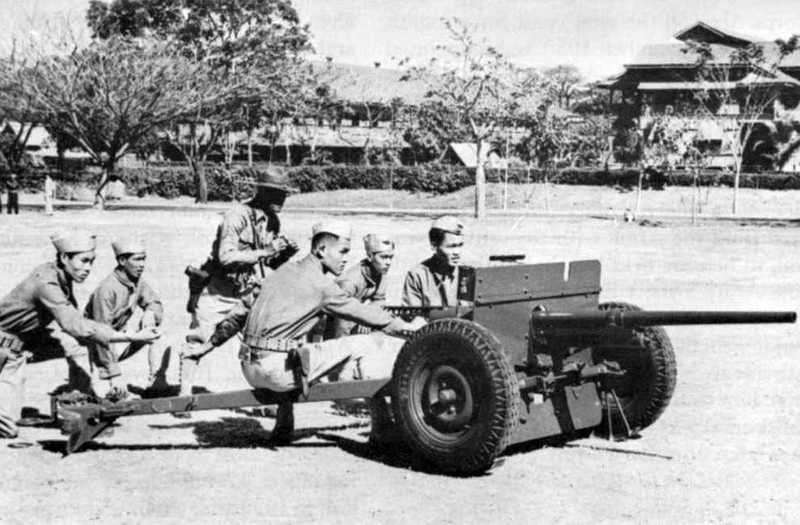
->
xmin=19 ymin=163 xmax=800 ymax=201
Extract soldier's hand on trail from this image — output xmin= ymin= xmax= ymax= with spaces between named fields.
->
xmin=181 ymin=341 xmax=214 ymax=361
xmin=129 ymin=327 xmax=161 ymax=343
xmin=405 ymin=316 xmax=428 ymax=331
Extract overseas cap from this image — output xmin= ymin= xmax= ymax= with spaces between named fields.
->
xmin=431 ymin=215 xmax=464 ymax=236
xmin=50 ymin=231 xmax=96 ymax=253
xmin=363 ymin=234 xmax=395 ymax=254
xmin=112 ymin=238 xmax=146 ymax=257
xmin=312 ymin=221 xmax=352 ymax=241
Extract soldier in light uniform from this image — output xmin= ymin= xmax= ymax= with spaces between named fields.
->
xmin=0 ymin=232 xmax=160 ymax=438
xmin=186 ymin=221 xmax=424 ymax=443
xmin=179 ymin=167 xmax=298 ymax=399
xmin=330 ymin=233 xmax=395 ymax=338
xmin=84 ymin=239 xmax=170 ymax=397
xmin=402 ymin=216 xmax=465 ymax=307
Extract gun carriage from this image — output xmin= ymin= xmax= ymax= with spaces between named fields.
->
xmin=55 ymin=259 xmax=796 ymax=475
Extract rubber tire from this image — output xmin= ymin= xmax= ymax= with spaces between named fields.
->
xmin=391 ymin=318 xmax=519 ymax=476
xmin=594 ymin=302 xmax=677 ymax=436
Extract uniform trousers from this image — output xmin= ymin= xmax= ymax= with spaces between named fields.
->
xmin=240 ymin=332 xmax=404 ymax=392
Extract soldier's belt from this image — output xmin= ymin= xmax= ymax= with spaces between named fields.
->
xmin=0 ymin=329 xmax=24 ymax=353
xmin=240 ymin=338 xmax=301 ymax=359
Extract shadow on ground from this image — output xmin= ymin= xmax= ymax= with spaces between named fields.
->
xmin=504 ymin=431 xmax=673 ymax=461
xmin=35 ymin=414 xmax=463 ymax=476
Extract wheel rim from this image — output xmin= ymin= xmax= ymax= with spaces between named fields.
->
xmin=407 ymin=354 xmax=483 ymax=443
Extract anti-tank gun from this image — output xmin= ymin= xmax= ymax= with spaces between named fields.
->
xmin=55 ymin=259 xmax=795 ymax=476
xmin=381 ymin=259 xmax=794 ymax=474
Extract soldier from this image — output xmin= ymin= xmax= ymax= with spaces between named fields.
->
xmin=402 ymin=215 xmax=465 ymax=307
xmin=5 ymin=172 xmax=19 ymax=215
xmin=185 ymin=221 xmax=424 ymax=444
xmin=84 ymin=239 xmax=170 ymax=398
xmin=0 ymin=231 xmax=160 ymax=438
xmin=179 ymin=166 xmax=299 ymax=399
xmin=330 ymin=233 xmax=395 ymax=338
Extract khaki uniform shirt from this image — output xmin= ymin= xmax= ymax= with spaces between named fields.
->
xmin=84 ymin=268 xmax=164 ymax=378
xmin=401 ymin=256 xmax=460 ymax=307
xmin=207 ymin=203 xmax=280 ymax=298
xmin=330 ymin=259 xmax=387 ymax=337
xmin=336 ymin=259 xmax=387 ymax=305
xmin=0 ymin=262 xmax=115 ymax=351
xmin=231 ymin=255 xmax=402 ymax=348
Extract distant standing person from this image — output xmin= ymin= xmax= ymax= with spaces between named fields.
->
xmin=6 ymin=173 xmax=19 ymax=215
xmin=44 ymin=174 xmax=55 ymax=215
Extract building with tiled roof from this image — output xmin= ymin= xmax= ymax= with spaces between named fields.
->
xmin=602 ymin=22 xmax=800 ymax=171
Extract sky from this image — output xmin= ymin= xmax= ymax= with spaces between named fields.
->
xmin=1 ymin=0 xmax=799 ymax=80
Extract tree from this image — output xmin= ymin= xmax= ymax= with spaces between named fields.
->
xmin=683 ymin=36 xmax=799 ymax=214
xmin=403 ymin=18 xmax=539 ymax=219
xmin=399 ymin=100 xmax=470 ymax=164
xmin=0 ymin=51 xmax=42 ymax=170
xmin=87 ymin=0 xmax=312 ymax=201
xmin=543 ymin=65 xmax=582 ymax=109
xmin=259 ymin=60 xmax=339 ymax=166
xmin=87 ymin=0 xmax=183 ymax=39
xmin=14 ymin=36 xmax=222 ymax=208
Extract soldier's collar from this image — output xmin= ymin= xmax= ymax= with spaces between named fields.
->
xmin=361 ymin=258 xmax=379 ymax=285
xmin=428 ymin=255 xmax=457 ymax=278
xmin=113 ymin=267 xmax=138 ymax=289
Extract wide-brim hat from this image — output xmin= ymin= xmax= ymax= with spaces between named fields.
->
xmin=239 ymin=166 xmax=298 ymax=193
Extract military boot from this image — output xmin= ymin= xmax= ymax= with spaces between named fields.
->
xmin=368 ymin=396 xmax=403 ymax=448
xmin=269 ymin=399 xmax=295 ymax=445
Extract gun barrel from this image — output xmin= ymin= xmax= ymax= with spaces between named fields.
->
xmin=532 ymin=310 xmax=797 ymax=329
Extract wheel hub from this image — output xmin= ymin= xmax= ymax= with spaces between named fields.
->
xmin=424 ymin=365 xmax=474 ymax=432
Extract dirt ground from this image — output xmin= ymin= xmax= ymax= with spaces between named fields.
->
xmin=0 ymin=206 xmax=798 ymax=524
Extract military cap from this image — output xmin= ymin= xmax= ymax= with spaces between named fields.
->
xmin=430 ymin=215 xmax=464 ymax=236
xmin=239 ymin=166 xmax=298 ymax=193
xmin=363 ymin=234 xmax=395 ymax=254
xmin=50 ymin=231 xmax=96 ymax=253
xmin=112 ymin=238 xmax=146 ymax=257
xmin=312 ymin=221 xmax=353 ymax=241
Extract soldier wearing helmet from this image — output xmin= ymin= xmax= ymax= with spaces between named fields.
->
xmin=178 ymin=166 xmax=299 ymax=403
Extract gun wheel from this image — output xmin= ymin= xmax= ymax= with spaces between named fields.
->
xmin=594 ymin=302 xmax=677 ymax=436
xmin=391 ymin=319 xmax=519 ymax=476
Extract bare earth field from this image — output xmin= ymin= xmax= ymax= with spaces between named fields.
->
xmin=0 ymin=204 xmax=798 ymax=524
